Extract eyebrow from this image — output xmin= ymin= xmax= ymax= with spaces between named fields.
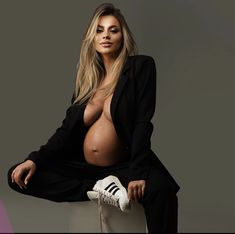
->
xmin=97 ymin=24 xmax=120 ymax=28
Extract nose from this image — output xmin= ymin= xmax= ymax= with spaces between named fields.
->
xmin=103 ymin=31 xmax=110 ymax=39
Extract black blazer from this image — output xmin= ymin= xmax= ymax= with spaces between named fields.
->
xmin=25 ymin=55 xmax=180 ymax=193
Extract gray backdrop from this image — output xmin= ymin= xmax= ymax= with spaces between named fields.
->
xmin=1 ymin=0 xmax=235 ymax=232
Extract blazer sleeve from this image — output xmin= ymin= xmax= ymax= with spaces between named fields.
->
xmin=24 ymin=94 xmax=76 ymax=168
xmin=129 ymin=56 xmax=157 ymax=181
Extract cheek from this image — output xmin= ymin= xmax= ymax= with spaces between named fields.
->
xmin=94 ymin=37 xmax=100 ymax=49
xmin=114 ymin=35 xmax=123 ymax=47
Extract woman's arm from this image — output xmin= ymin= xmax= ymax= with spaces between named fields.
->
xmin=24 ymin=96 xmax=76 ymax=168
xmin=129 ymin=56 xmax=157 ymax=181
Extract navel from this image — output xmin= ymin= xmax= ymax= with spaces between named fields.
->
xmin=92 ymin=146 xmax=99 ymax=152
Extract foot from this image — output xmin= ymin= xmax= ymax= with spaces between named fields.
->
xmin=87 ymin=175 xmax=130 ymax=212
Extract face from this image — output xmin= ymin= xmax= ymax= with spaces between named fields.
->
xmin=94 ymin=15 xmax=123 ymax=58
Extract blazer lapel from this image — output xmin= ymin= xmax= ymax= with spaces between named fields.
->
xmin=111 ymin=56 xmax=131 ymax=124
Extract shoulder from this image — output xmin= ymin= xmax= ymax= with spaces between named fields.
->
xmin=128 ymin=54 xmax=156 ymax=65
xmin=122 ymin=55 xmax=156 ymax=74
xmin=126 ymin=55 xmax=156 ymax=77
xmin=127 ymin=55 xmax=156 ymax=73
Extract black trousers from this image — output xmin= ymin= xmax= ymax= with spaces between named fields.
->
xmin=7 ymin=160 xmax=178 ymax=233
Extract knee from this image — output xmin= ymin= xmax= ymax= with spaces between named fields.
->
xmin=140 ymin=182 xmax=176 ymax=207
xmin=151 ymin=180 xmax=175 ymax=199
xmin=141 ymin=170 xmax=176 ymax=203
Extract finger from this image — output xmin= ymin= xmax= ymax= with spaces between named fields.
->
xmin=15 ymin=177 xmax=24 ymax=189
xmin=138 ymin=186 xmax=143 ymax=199
xmin=11 ymin=170 xmax=15 ymax=183
xmin=24 ymin=170 xmax=34 ymax=186
xmin=133 ymin=189 xmax=138 ymax=201
xmin=18 ymin=179 xmax=27 ymax=189
xmin=12 ymin=171 xmax=20 ymax=187
xmin=127 ymin=188 xmax=131 ymax=200
xmin=14 ymin=178 xmax=23 ymax=189
xmin=14 ymin=171 xmax=26 ymax=189
xmin=128 ymin=187 xmax=133 ymax=201
xmin=141 ymin=184 xmax=145 ymax=198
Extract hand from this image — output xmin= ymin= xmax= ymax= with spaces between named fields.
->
xmin=127 ymin=180 xmax=146 ymax=202
xmin=11 ymin=160 xmax=36 ymax=189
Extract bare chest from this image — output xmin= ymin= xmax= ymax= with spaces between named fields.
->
xmin=83 ymin=87 xmax=113 ymax=127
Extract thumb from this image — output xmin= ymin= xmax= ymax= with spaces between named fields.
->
xmin=127 ymin=185 xmax=132 ymax=200
xmin=24 ymin=169 xmax=34 ymax=185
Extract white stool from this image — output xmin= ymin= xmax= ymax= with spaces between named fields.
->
xmin=68 ymin=201 xmax=148 ymax=233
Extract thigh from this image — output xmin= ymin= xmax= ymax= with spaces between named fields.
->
xmin=7 ymin=162 xmax=95 ymax=202
xmin=92 ymin=161 xmax=130 ymax=189
xmin=141 ymin=166 xmax=178 ymax=203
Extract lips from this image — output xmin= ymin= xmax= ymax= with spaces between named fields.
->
xmin=100 ymin=42 xmax=112 ymax=46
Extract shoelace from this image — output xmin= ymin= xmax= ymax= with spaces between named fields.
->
xmin=100 ymin=190 xmax=120 ymax=207
xmin=97 ymin=190 xmax=120 ymax=233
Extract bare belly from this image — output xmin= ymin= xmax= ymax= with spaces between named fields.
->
xmin=83 ymin=112 xmax=129 ymax=166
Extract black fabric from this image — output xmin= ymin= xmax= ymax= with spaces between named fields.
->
xmin=8 ymin=160 xmax=130 ymax=202
xmin=23 ymin=55 xmax=180 ymax=193
xmin=7 ymin=160 xmax=178 ymax=233
xmin=8 ymin=54 xmax=180 ymax=232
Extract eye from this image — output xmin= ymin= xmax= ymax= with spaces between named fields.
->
xmin=96 ymin=28 xmax=103 ymax=33
xmin=110 ymin=28 xmax=119 ymax=33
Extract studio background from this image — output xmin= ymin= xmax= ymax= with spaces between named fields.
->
xmin=0 ymin=0 xmax=234 ymax=232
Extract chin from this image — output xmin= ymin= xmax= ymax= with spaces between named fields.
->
xmin=99 ymin=50 xmax=119 ymax=56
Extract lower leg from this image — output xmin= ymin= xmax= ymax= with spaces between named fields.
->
xmin=139 ymin=167 xmax=179 ymax=233
xmin=142 ymin=192 xmax=178 ymax=233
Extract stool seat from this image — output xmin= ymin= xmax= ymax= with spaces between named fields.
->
xmin=68 ymin=201 xmax=147 ymax=233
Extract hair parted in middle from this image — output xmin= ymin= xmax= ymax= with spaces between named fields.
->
xmin=73 ymin=2 xmax=138 ymax=105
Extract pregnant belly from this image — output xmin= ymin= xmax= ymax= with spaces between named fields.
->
xmin=83 ymin=113 xmax=129 ymax=166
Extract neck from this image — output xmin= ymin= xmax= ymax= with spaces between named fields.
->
xmin=101 ymin=53 xmax=118 ymax=76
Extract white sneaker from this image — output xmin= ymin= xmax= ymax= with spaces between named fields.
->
xmin=87 ymin=175 xmax=130 ymax=212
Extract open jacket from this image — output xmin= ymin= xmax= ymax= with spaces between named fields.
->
xmin=25 ymin=55 xmax=180 ymax=193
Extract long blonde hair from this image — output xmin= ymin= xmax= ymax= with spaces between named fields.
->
xmin=72 ymin=3 xmax=138 ymax=105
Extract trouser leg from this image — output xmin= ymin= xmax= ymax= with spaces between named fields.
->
xmin=7 ymin=160 xmax=178 ymax=232
xmin=139 ymin=167 xmax=179 ymax=233
xmin=7 ymin=162 xmax=95 ymax=202
xmin=7 ymin=160 xmax=130 ymax=203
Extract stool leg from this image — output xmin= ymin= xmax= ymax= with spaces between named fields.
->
xmin=98 ymin=197 xmax=111 ymax=233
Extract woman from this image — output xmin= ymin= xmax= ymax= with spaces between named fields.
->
xmin=8 ymin=3 xmax=180 ymax=233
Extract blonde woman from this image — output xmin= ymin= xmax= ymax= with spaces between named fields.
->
xmin=8 ymin=3 xmax=180 ymax=233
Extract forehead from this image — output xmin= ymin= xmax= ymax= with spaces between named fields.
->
xmin=97 ymin=15 xmax=120 ymax=27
